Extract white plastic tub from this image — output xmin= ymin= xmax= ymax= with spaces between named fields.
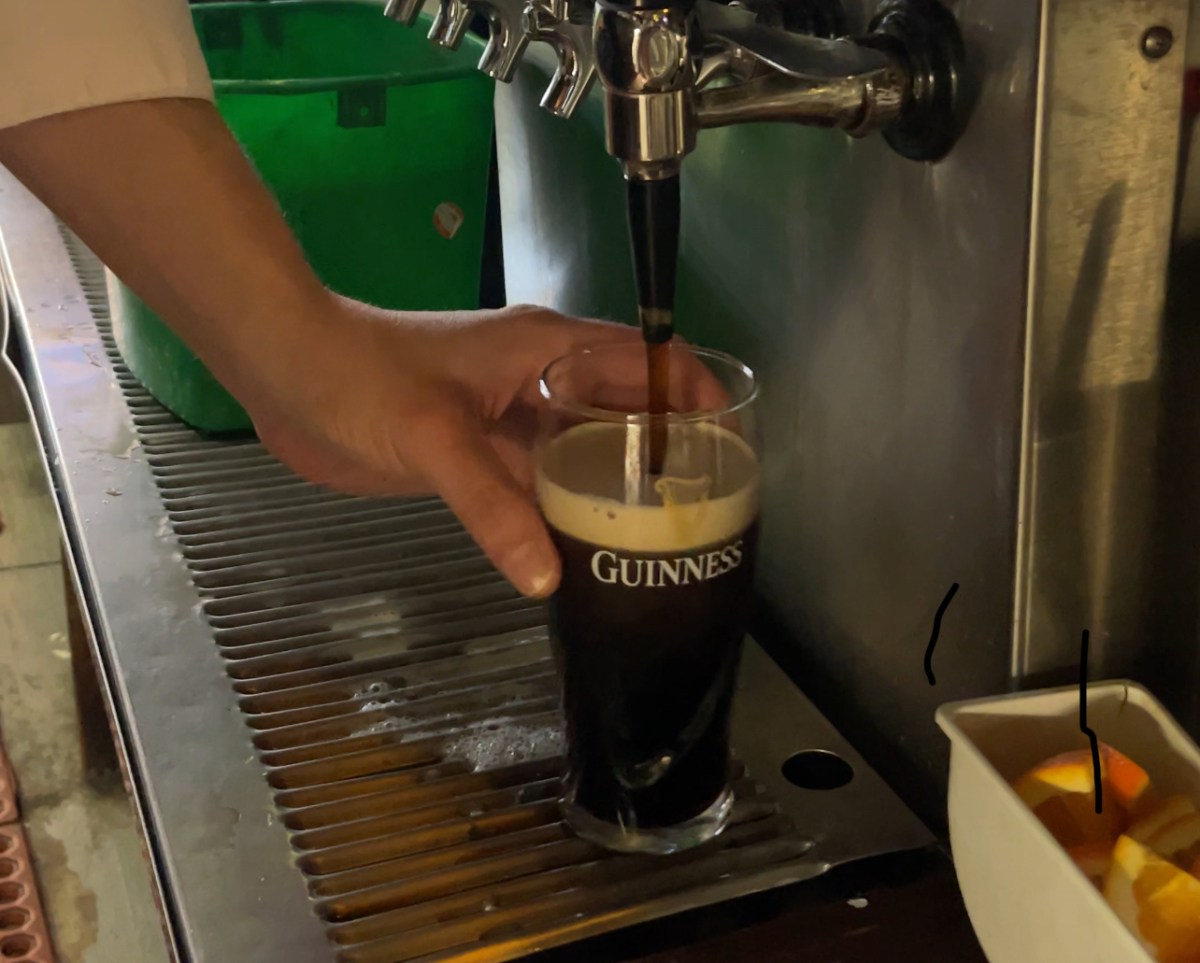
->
xmin=936 ymin=681 xmax=1200 ymax=963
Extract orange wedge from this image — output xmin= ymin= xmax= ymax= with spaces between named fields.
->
xmin=1105 ymin=834 xmax=1200 ymax=962
xmin=1014 ymin=748 xmax=1107 ymax=810
xmin=1147 ymin=814 xmax=1200 ymax=872
xmin=1103 ymin=745 xmax=1155 ymax=815
xmin=1131 ymin=796 xmax=1198 ymax=844
xmin=1013 ymin=748 xmax=1126 ymax=847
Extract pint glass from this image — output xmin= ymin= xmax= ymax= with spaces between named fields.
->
xmin=536 ymin=342 xmax=760 ymax=854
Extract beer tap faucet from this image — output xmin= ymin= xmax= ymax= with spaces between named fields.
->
xmin=386 ymin=0 xmax=597 ymax=119
xmin=427 ymin=0 xmax=476 ymax=48
xmin=472 ymin=0 xmax=536 ymax=81
xmin=524 ymin=0 xmax=599 ymax=119
xmin=382 ymin=0 xmax=472 ymax=46
xmin=382 ymin=0 xmax=425 ymax=27
xmin=592 ymin=0 xmax=969 ymax=343
xmin=593 ymin=0 xmax=696 ymax=343
xmin=386 ymin=0 xmax=532 ymax=82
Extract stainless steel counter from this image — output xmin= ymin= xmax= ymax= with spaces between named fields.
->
xmin=0 ymin=168 xmax=933 ymax=962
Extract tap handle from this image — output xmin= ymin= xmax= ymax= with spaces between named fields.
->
xmin=383 ymin=0 xmax=425 ymax=27
xmin=525 ymin=0 xmax=598 ymax=118
xmin=429 ymin=0 xmax=473 ymax=48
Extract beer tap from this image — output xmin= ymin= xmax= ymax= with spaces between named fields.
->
xmin=386 ymin=0 xmax=532 ymax=83
xmin=385 ymin=0 xmax=598 ymax=119
xmin=382 ymin=0 xmax=425 ymax=27
xmin=593 ymin=0 xmax=969 ymax=344
xmin=472 ymin=0 xmax=536 ymax=81
xmin=426 ymin=0 xmax=475 ymax=49
xmin=524 ymin=0 xmax=599 ymax=119
xmin=593 ymin=0 xmax=695 ymax=344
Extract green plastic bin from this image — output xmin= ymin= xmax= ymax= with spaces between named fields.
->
xmin=108 ymin=0 xmax=495 ymax=434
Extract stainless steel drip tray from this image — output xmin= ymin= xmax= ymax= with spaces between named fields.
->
xmin=0 ymin=172 xmax=931 ymax=963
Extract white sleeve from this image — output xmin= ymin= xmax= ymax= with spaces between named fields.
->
xmin=0 ymin=0 xmax=213 ymax=130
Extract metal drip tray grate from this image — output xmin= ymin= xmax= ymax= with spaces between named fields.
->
xmin=75 ymin=250 xmax=814 ymax=963
xmin=6 ymin=199 xmax=930 ymax=963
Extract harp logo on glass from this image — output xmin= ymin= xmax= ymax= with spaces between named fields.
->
xmin=590 ymin=540 xmax=746 ymax=588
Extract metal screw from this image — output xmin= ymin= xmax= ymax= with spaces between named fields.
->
xmin=1141 ymin=25 xmax=1173 ymax=60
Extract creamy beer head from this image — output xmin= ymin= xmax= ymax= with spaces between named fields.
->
xmin=537 ymin=421 xmax=759 ymax=554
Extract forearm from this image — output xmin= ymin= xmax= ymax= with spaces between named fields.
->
xmin=0 ymin=98 xmax=329 ymax=410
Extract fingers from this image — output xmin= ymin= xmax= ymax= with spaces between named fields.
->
xmin=411 ymin=414 xmax=560 ymax=598
xmin=486 ymin=407 xmax=540 ymax=493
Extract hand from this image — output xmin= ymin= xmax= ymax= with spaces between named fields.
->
xmin=0 ymin=99 xmax=703 ymax=597
xmin=248 ymin=294 xmax=640 ymax=598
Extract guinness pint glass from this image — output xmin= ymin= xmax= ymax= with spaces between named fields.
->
xmin=537 ymin=342 xmax=760 ymax=854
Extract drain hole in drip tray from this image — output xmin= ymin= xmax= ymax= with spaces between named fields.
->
xmin=0 ymin=910 xmax=28 ymax=931
xmin=782 ymin=750 xmax=854 ymax=790
xmin=0 ymin=886 xmax=22 ymax=907
xmin=1 ymin=934 xmax=34 ymax=957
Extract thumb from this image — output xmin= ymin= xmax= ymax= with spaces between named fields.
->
xmin=412 ymin=417 xmax=559 ymax=598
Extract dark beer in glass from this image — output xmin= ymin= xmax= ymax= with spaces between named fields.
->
xmin=537 ymin=342 xmax=760 ymax=854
